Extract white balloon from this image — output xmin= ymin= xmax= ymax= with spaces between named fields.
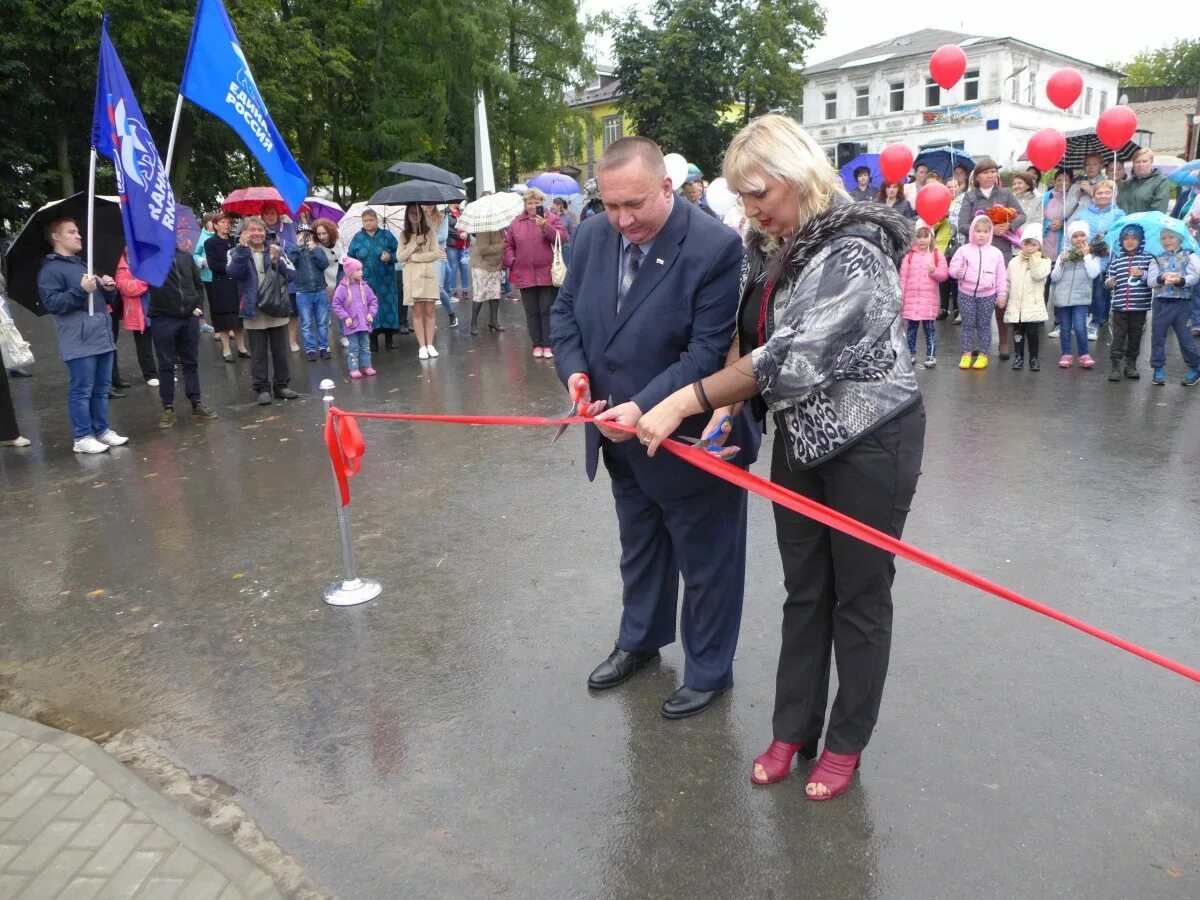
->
xmin=664 ymin=153 xmax=689 ymax=191
xmin=705 ymin=177 xmax=737 ymax=217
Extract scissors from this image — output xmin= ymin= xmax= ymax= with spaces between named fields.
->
xmin=552 ymin=375 xmax=592 ymax=443
xmin=675 ymin=414 xmax=741 ymax=460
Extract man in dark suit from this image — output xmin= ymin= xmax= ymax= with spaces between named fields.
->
xmin=550 ymin=137 xmax=757 ymax=719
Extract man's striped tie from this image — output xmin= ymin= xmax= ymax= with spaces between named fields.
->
xmin=617 ymin=244 xmax=642 ymax=313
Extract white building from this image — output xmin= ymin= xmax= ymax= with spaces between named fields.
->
xmin=800 ymin=29 xmax=1123 ymax=171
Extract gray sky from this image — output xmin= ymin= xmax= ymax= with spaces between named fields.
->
xmin=581 ymin=1 xmax=1171 ymax=71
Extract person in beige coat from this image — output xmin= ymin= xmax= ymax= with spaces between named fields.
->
xmin=469 ymin=229 xmax=505 ymax=335
xmin=399 ymin=204 xmax=446 ymax=360
xmin=1004 ymin=223 xmax=1052 ymax=371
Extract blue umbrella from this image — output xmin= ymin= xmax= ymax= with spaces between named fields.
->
xmin=528 ymin=172 xmax=580 ymax=194
xmin=914 ymin=148 xmax=975 ymax=182
xmin=839 ymin=154 xmax=880 ymax=192
xmin=1104 ymin=212 xmax=1198 ymax=257
xmin=1167 ymin=160 xmax=1200 ymax=188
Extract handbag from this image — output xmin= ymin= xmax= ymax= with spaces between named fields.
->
xmin=0 ymin=297 xmax=34 ymax=370
xmin=256 ymin=261 xmax=292 ymax=318
xmin=551 ymin=232 xmax=567 ymax=287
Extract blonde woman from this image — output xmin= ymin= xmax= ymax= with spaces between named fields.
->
xmin=636 ymin=115 xmax=924 ymax=801
xmin=399 ymin=205 xmax=445 ymax=359
xmin=503 ymin=187 xmax=567 ymax=356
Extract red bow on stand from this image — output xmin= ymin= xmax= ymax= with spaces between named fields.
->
xmin=324 ymin=407 xmax=365 ymax=507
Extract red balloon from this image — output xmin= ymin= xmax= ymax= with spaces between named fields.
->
xmin=915 ymin=183 xmax=952 ymax=225
xmin=1026 ymin=129 xmax=1067 ymax=171
xmin=929 ymin=45 xmax=967 ymax=91
xmin=1045 ymin=69 xmax=1083 ymax=110
xmin=879 ymin=144 xmax=914 ymax=185
xmin=1097 ymin=106 xmax=1138 ymax=150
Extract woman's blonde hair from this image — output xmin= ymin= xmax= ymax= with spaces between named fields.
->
xmin=1095 ymin=179 xmax=1116 ymax=194
xmin=723 ymin=114 xmax=844 ymax=236
xmin=523 ymin=187 xmax=546 ymax=204
xmin=1131 ymin=147 xmax=1155 ymax=164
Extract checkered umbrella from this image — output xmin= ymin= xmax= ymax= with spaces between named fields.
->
xmin=1060 ymin=128 xmax=1140 ymax=170
xmin=456 ymin=192 xmax=524 ymax=233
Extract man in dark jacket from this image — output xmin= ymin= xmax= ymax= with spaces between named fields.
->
xmin=285 ymin=224 xmax=330 ymax=360
xmin=36 ymin=218 xmax=128 ymax=454
xmin=149 ymin=246 xmax=218 ymax=426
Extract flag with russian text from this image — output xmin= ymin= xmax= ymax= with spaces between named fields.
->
xmin=179 ymin=0 xmax=308 ymax=214
xmin=91 ymin=16 xmax=176 ymax=286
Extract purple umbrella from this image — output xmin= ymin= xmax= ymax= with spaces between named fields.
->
xmin=303 ymin=196 xmax=345 ymax=223
xmin=527 ymin=172 xmax=580 ymax=195
xmin=175 ymin=205 xmax=200 ymax=251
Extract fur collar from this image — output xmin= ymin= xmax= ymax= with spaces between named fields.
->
xmin=746 ymin=196 xmax=914 ymax=282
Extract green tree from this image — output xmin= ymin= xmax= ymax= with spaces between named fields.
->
xmin=731 ymin=0 xmax=824 ymax=125
xmin=1117 ymin=39 xmax=1200 ymax=88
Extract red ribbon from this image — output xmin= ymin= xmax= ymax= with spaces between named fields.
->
xmin=322 ymin=406 xmax=1200 ymax=685
xmin=324 ymin=410 xmax=365 ymax=507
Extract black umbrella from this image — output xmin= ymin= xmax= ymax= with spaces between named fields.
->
xmin=385 ymin=161 xmax=465 ymax=189
xmin=4 ymin=193 xmax=125 ymax=316
xmin=368 ymin=180 xmax=466 ymax=206
xmin=1061 ymin=128 xmax=1140 ymax=170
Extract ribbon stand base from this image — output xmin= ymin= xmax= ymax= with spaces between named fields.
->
xmin=321 ymin=379 xmax=381 ymax=608
xmin=324 ymin=577 xmax=382 ymax=607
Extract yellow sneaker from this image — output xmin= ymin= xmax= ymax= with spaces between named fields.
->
xmin=959 ymin=353 xmax=973 ymax=369
xmin=972 ymin=354 xmax=989 ymax=370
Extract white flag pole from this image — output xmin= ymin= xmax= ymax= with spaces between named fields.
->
xmin=163 ymin=93 xmax=185 ymax=182
xmin=474 ymin=91 xmax=496 ymax=196
xmin=86 ymin=147 xmax=97 ymax=317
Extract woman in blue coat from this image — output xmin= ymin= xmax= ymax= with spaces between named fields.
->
xmin=348 ymin=209 xmax=400 ymax=351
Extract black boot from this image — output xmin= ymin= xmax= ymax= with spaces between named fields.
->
xmin=384 ymin=332 xmax=396 ymax=351
xmin=369 ymin=333 xmax=379 ymax=353
xmin=1108 ymin=359 xmax=1123 ymax=382
xmin=470 ymin=302 xmax=482 ymax=335
xmin=488 ymin=299 xmax=505 ymax=331
xmin=1029 ymin=357 xmax=1040 ymax=372
xmin=1011 ymin=353 xmax=1024 ymax=371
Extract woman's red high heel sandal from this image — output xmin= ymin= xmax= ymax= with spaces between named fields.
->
xmin=805 ymin=749 xmax=861 ymax=801
xmin=750 ymin=740 xmax=817 ymax=785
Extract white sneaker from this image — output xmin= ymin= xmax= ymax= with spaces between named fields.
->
xmin=290 ymin=343 xmax=301 ymax=352
xmin=146 ymin=378 xmax=160 ymax=387
xmin=1087 ymin=325 xmax=1099 ymax=341
xmin=2 ymin=436 xmax=31 ymax=447
xmin=418 ymin=346 xmax=429 ymax=360
xmin=96 ymin=429 xmax=129 ymax=447
xmin=1048 ymin=327 xmax=1061 ymax=338
xmin=425 ymin=345 xmax=439 ymax=358
xmin=73 ymin=436 xmax=108 ymax=454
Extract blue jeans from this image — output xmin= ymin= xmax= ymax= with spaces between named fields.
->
xmin=1090 ymin=275 xmax=1110 ymax=326
xmin=444 ymin=247 xmax=470 ymax=295
xmin=1150 ymin=299 xmax=1200 ymax=370
xmin=296 ymin=290 xmax=330 ymax=352
xmin=345 ymin=331 xmax=372 ymax=372
xmin=433 ymin=259 xmax=455 ymax=318
xmin=1059 ymin=305 xmax=1090 ymax=356
xmin=65 ymin=351 xmax=113 ymax=440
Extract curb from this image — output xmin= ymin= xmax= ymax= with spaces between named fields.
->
xmin=0 ymin=711 xmax=282 ymax=899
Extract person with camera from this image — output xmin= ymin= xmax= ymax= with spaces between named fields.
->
xmin=286 ymin=224 xmax=331 ymax=361
xmin=503 ymin=187 xmax=567 ymax=357
xmin=228 ymin=216 xmax=299 ymax=405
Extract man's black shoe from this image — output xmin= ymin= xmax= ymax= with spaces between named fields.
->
xmin=661 ymin=684 xmax=728 ymax=719
xmin=111 ymin=378 xmax=131 ymax=388
xmin=256 ymin=391 xmax=273 ymax=405
xmin=274 ymin=388 xmax=300 ymax=400
xmin=587 ymin=646 xmax=660 ymax=690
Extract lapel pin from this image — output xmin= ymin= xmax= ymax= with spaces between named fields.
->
xmin=656 ymin=258 xmax=664 ymax=265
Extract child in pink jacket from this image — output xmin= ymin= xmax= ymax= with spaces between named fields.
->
xmin=948 ymin=213 xmax=1007 ymax=370
xmin=332 ymin=257 xmax=379 ymax=379
xmin=900 ymin=223 xmax=949 ymax=368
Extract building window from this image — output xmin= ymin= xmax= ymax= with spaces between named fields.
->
xmin=1011 ymin=76 xmax=1019 ymax=102
xmin=824 ymin=91 xmax=837 ymax=120
xmin=1099 ymin=90 xmax=1109 ymax=113
xmin=963 ymin=69 xmax=979 ymax=102
xmin=889 ymin=81 xmax=904 ymax=112
xmin=797 ymin=96 xmax=804 ymax=123
xmin=854 ymin=86 xmax=869 ymax=118
xmin=601 ymin=115 xmax=623 ymax=149
xmin=925 ymin=78 xmax=940 ymax=108
xmin=1084 ymin=87 xmax=1094 ymax=115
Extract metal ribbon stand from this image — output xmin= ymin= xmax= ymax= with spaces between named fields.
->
xmin=320 ymin=379 xmax=381 ymax=607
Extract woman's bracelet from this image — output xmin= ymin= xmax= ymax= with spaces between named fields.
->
xmin=693 ymin=379 xmax=714 ymax=414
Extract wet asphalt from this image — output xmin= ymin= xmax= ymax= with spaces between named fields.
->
xmin=0 ymin=303 xmax=1198 ymax=899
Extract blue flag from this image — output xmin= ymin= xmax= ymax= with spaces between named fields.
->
xmin=91 ymin=17 xmax=177 ymax=287
xmin=179 ymin=0 xmax=308 ymax=214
